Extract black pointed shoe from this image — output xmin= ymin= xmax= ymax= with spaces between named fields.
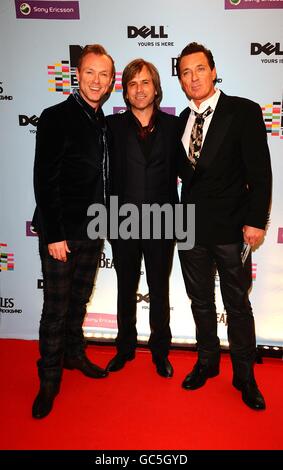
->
xmin=153 ymin=357 xmax=173 ymax=378
xmin=106 ymin=351 xmax=135 ymax=372
xmin=32 ymin=382 xmax=60 ymax=419
xmin=233 ymin=378 xmax=266 ymax=410
xmin=182 ymin=361 xmax=219 ymax=390
xmin=64 ymin=355 xmax=108 ymax=378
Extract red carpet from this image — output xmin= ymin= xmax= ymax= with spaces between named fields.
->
xmin=0 ymin=339 xmax=282 ymax=450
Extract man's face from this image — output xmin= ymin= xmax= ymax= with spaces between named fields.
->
xmin=76 ymin=53 xmax=113 ymax=109
xmin=126 ymin=65 xmax=157 ymax=112
xmin=179 ymin=52 xmax=216 ymax=107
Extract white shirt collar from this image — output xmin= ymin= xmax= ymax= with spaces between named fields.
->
xmin=188 ymin=88 xmax=221 ymax=114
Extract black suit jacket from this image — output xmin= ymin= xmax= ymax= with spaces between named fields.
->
xmin=107 ymin=109 xmax=183 ymax=205
xmin=179 ymin=91 xmax=272 ymax=245
xmin=33 ymin=94 xmax=105 ymax=243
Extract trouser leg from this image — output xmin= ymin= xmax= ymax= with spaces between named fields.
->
xmin=111 ymin=238 xmax=142 ymax=355
xmin=214 ymin=243 xmax=256 ymax=382
xmin=143 ymin=239 xmax=174 ymax=359
xmin=178 ymin=244 xmax=220 ymax=366
xmin=64 ymin=239 xmax=103 ymax=358
xmin=38 ymin=240 xmax=74 ymax=383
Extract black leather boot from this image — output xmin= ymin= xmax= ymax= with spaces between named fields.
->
xmin=32 ymin=381 xmax=60 ymax=419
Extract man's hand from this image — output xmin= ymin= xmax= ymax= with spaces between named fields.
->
xmin=48 ymin=240 xmax=71 ymax=262
xmin=243 ymin=225 xmax=265 ymax=247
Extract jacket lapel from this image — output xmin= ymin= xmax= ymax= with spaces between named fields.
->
xmin=179 ymin=107 xmax=195 ymax=186
xmin=113 ymin=111 xmax=132 ymax=193
xmin=194 ymin=92 xmax=233 ymax=176
xmin=179 ymin=107 xmax=191 ymax=137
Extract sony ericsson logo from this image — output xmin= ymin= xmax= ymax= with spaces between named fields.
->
xmin=127 ymin=25 xmax=168 ymax=39
xmin=113 ymin=106 xmax=176 ymax=116
xmin=226 ymin=0 xmax=283 ymax=9
xmin=15 ymin=0 xmax=80 ymax=20
xmin=19 ymin=2 xmax=32 ymax=15
xmin=83 ymin=313 xmax=117 ymax=330
xmin=251 ymin=42 xmax=283 ymax=56
xmin=26 ymin=221 xmax=38 ymax=236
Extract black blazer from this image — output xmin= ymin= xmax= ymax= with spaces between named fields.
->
xmin=179 ymin=91 xmax=272 ymax=245
xmin=33 ymin=94 xmax=105 ymax=243
xmin=107 ymin=109 xmax=183 ymax=205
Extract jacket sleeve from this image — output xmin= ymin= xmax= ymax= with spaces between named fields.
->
xmin=241 ymin=101 xmax=272 ymax=229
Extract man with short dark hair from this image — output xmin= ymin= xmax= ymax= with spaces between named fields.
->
xmin=32 ymin=44 xmax=115 ymax=419
xmin=177 ymin=42 xmax=272 ymax=410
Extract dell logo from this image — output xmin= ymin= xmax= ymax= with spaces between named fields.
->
xmin=127 ymin=26 xmax=168 ymax=39
xmin=18 ymin=114 xmax=39 ymax=127
xmin=251 ymin=42 xmax=283 ymax=56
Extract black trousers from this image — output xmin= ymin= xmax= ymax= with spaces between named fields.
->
xmin=178 ymin=242 xmax=256 ymax=382
xmin=37 ymin=238 xmax=103 ymax=383
xmin=111 ymin=238 xmax=175 ymax=359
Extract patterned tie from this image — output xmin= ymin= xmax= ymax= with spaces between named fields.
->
xmin=188 ymin=106 xmax=213 ymax=168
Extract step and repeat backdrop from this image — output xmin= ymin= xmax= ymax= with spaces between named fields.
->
xmin=0 ymin=0 xmax=282 ymax=347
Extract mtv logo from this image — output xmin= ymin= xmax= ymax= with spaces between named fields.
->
xmin=277 ymin=227 xmax=283 ymax=243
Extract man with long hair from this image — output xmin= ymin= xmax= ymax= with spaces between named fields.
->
xmin=106 ymin=59 xmax=182 ymax=377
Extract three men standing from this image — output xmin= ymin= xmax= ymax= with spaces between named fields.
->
xmin=33 ymin=41 xmax=272 ymax=417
